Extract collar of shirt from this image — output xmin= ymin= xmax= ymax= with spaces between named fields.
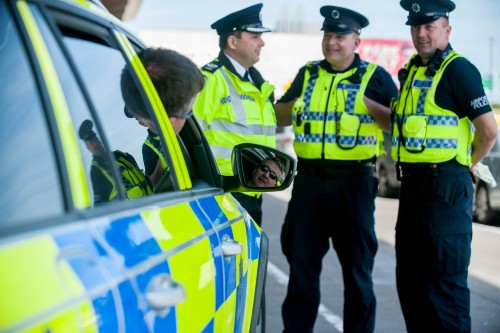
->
xmin=224 ymin=53 xmax=251 ymax=81
xmin=320 ymin=53 xmax=362 ymax=74
xmin=414 ymin=43 xmax=453 ymax=67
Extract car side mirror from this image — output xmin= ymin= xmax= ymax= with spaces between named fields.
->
xmin=222 ymin=143 xmax=297 ymax=192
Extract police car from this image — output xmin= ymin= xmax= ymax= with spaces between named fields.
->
xmin=473 ymin=124 xmax=500 ymax=225
xmin=376 ymin=131 xmax=400 ymax=198
xmin=0 ymin=0 xmax=296 ymax=332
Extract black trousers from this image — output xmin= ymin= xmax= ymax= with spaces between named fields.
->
xmin=396 ymin=165 xmax=473 ymax=333
xmin=281 ymin=169 xmax=379 ymax=333
xmin=232 ymin=192 xmax=263 ymax=226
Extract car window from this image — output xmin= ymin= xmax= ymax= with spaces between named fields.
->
xmin=62 ymin=33 xmax=181 ymax=198
xmin=63 ymin=35 xmax=156 ymax=203
xmin=35 ymin=6 xmax=167 ymax=204
xmin=62 ymin=36 xmax=144 ymax=164
xmin=0 ymin=2 xmax=64 ymax=227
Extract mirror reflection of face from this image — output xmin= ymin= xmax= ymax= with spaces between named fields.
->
xmin=252 ymin=160 xmax=281 ymax=187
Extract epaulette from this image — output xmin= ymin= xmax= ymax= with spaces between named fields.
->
xmin=307 ymin=61 xmax=321 ymax=80
xmin=114 ymin=150 xmax=136 ymax=166
xmin=202 ymin=61 xmax=222 ymax=73
xmin=114 ymin=150 xmax=127 ymax=158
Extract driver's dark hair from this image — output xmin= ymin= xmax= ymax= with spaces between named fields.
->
xmin=120 ymin=47 xmax=204 ymax=119
xmin=219 ymin=31 xmax=243 ymax=50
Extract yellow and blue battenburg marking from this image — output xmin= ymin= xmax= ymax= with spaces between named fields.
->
xmin=0 ymin=194 xmax=262 ymax=332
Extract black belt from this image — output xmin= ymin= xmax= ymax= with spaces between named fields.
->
xmin=298 ymin=162 xmax=374 ymax=179
xmin=396 ymin=160 xmax=469 ymax=180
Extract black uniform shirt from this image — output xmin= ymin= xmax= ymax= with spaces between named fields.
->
xmin=91 ymin=155 xmax=114 ymax=204
xmin=142 ymin=129 xmax=160 ymax=177
xmin=422 ymin=47 xmax=492 ymax=119
xmin=277 ymin=54 xmax=398 ymax=108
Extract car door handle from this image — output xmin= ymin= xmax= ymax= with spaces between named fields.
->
xmin=146 ymin=273 xmax=185 ymax=317
xmin=222 ymin=235 xmax=243 ymax=257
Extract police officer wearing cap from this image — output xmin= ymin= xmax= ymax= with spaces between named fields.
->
xmin=193 ymin=3 xmax=276 ymax=227
xmin=274 ymin=6 xmax=398 ymax=333
xmin=393 ymin=1 xmax=496 ymax=332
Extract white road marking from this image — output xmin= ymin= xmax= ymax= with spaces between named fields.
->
xmin=266 ymin=261 xmax=344 ymax=332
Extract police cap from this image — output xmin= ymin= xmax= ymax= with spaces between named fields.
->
xmin=78 ymin=119 xmax=97 ymax=141
xmin=400 ymin=0 xmax=455 ymax=26
xmin=320 ymin=6 xmax=369 ymax=35
xmin=211 ymin=3 xmax=271 ymax=36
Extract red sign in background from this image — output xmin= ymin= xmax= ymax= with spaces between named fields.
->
xmin=358 ymin=39 xmax=415 ymax=79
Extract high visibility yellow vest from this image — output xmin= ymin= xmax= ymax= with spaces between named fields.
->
xmin=92 ymin=151 xmax=153 ymax=201
xmin=391 ymin=51 xmax=473 ymax=166
xmin=292 ymin=61 xmax=381 ymax=160
xmin=193 ymin=60 xmax=276 ymax=177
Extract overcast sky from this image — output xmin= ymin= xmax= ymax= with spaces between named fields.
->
xmin=124 ymin=0 xmax=499 ymax=76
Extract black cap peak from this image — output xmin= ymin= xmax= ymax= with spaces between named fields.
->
xmin=211 ymin=3 xmax=271 ymax=36
xmin=400 ymin=0 xmax=456 ymax=25
xmin=320 ymin=6 xmax=369 ymax=35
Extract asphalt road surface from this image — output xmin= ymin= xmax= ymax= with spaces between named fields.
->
xmin=261 ymin=187 xmax=500 ymax=333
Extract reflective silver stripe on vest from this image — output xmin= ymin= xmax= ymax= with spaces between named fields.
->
xmin=210 ymin=145 xmax=233 ymax=160
xmin=391 ymin=136 xmax=458 ymax=149
xmin=197 ymin=118 xmax=275 ymax=136
xmin=296 ymin=133 xmax=376 ymax=145
xmin=220 ymin=68 xmax=247 ymax=124
xmin=292 ymin=111 xmax=375 ymax=124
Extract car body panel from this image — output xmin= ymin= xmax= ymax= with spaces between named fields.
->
xmin=376 ymin=131 xmax=400 ymax=198
xmin=474 ymin=127 xmax=500 ymax=224
xmin=481 ymin=132 xmax=500 ymax=209
xmin=0 ymin=193 xmax=264 ymax=332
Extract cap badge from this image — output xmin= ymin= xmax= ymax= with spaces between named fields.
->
xmin=331 ymin=9 xmax=340 ymax=19
xmin=259 ymin=12 xmax=262 ymax=21
xmin=411 ymin=3 xmax=421 ymax=13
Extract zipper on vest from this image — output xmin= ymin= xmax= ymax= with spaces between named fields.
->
xmin=322 ymin=77 xmax=336 ymax=159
